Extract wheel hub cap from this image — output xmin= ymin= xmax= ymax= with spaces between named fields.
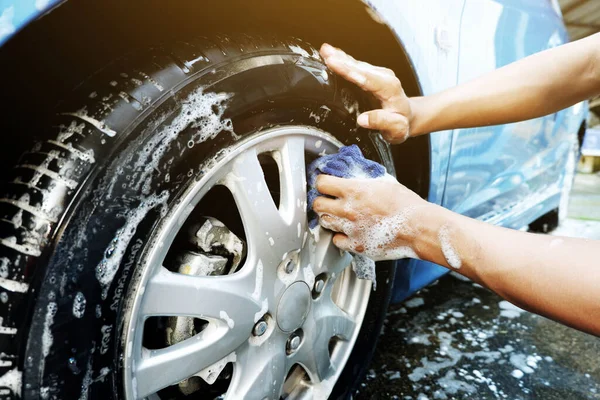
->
xmin=277 ymin=281 xmax=311 ymax=332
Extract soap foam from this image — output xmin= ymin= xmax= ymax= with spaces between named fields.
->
xmin=438 ymin=225 xmax=461 ymax=269
xmin=40 ymin=298 xmax=57 ymax=374
xmin=303 ymin=264 xmax=316 ymax=289
xmin=0 ymin=368 xmax=22 ymax=397
xmin=254 ymin=298 xmax=268 ymax=323
xmin=72 ymin=292 xmax=86 ymax=319
xmin=509 ymin=354 xmax=535 ymax=374
xmin=219 ymin=310 xmax=235 ymax=329
xmin=511 ymin=369 xmax=524 ymax=379
xmin=318 ymin=180 xmax=417 ymax=262
xmin=107 ymin=87 xmax=236 ymax=199
xmin=198 ymin=352 xmax=237 ymax=385
xmin=498 ymin=300 xmax=525 ymax=319
xmin=250 ymin=260 xmax=263 ymax=301
xmin=315 ymin=174 xmax=422 ymax=286
xmin=95 ymin=191 xmax=169 ymax=299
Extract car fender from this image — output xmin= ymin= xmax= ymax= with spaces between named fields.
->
xmin=367 ymin=0 xmax=462 ymax=206
xmin=0 ymin=0 xmax=62 ymax=46
xmin=366 ymin=0 xmax=465 ymax=301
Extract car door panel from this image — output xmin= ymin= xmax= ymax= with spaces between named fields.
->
xmin=443 ymin=0 xmax=568 ymax=220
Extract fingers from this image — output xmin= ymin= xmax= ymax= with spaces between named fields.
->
xmin=313 ymin=197 xmax=345 ymax=216
xmin=320 ymin=43 xmax=337 ymax=58
xmin=320 ymin=44 xmax=405 ymax=109
xmin=323 ymin=55 xmax=368 ymax=86
xmin=319 ymin=214 xmax=349 ymax=234
xmin=357 ymin=110 xmax=410 ymax=144
xmin=315 ymin=175 xmax=353 ymax=198
xmin=332 ymin=233 xmax=353 ymax=252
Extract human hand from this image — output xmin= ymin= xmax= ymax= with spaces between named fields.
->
xmin=320 ymin=43 xmax=414 ymax=144
xmin=312 ymin=174 xmax=430 ymax=260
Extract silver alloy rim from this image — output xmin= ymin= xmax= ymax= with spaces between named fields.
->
xmin=122 ymin=126 xmax=372 ymax=399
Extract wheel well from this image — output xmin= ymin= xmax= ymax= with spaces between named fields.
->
xmin=0 ymin=0 xmax=429 ymax=198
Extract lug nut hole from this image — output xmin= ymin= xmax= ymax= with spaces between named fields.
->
xmin=312 ymin=273 xmax=328 ymax=299
xmin=286 ymin=329 xmax=304 ymax=354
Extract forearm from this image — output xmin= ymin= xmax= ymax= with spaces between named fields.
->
xmin=413 ymin=204 xmax=600 ymax=335
xmin=410 ymin=33 xmax=600 ymax=135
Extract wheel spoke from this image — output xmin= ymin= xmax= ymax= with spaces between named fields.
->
xmin=141 ymin=267 xmax=259 ymax=321
xmin=222 ymin=148 xmax=286 ymax=258
xmin=295 ymin=303 xmax=356 ymax=384
xmin=316 ymin=302 xmax=356 ymax=341
xmin=226 ymin=336 xmax=288 ymax=400
xmin=135 ymin=324 xmax=237 ymax=398
xmin=310 ymin=229 xmax=353 ymax=276
xmin=295 ymin=320 xmax=334 ymax=383
xmin=278 ymin=136 xmax=307 ymax=229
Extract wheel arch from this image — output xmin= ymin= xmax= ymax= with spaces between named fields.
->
xmin=0 ymin=0 xmax=430 ymax=198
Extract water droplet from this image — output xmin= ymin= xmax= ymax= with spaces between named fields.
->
xmin=105 ymin=238 xmax=118 ymax=258
xmin=73 ymin=292 xmax=86 ymax=318
xmin=68 ymin=357 xmax=81 ymax=375
xmin=97 ymin=260 xmax=107 ymax=274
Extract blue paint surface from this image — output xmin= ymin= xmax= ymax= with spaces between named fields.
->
xmin=0 ymin=0 xmax=61 ymax=46
xmin=0 ymin=0 xmax=588 ymax=303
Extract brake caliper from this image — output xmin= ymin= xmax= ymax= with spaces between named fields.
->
xmin=166 ymin=217 xmax=246 ymax=394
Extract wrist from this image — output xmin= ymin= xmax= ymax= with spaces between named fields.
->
xmin=411 ymin=204 xmax=486 ymax=283
xmin=408 ymin=96 xmax=430 ymax=136
xmin=409 ymin=203 xmax=447 ymax=258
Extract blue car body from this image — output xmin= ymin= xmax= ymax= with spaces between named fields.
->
xmin=0 ymin=0 xmax=587 ymax=303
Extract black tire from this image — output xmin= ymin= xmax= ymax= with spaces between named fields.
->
xmin=0 ymin=34 xmax=396 ymax=399
xmin=528 ymin=208 xmax=559 ymax=233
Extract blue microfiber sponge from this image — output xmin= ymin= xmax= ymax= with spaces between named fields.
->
xmin=306 ymin=144 xmax=387 ymax=286
xmin=307 ymin=144 xmax=386 ymax=228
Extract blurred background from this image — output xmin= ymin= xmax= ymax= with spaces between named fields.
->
xmin=559 ymin=0 xmax=600 ymax=218
xmin=561 ymin=0 xmax=600 ymax=181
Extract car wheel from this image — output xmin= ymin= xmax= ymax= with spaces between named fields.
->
xmin=0 ymin=34 xmax=396 ymax=399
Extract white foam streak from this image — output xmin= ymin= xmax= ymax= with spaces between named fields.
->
xmin=95 ymin=191 xmax=168 ymax=299
xmin=0 ymin=368 xmax=22 ymax=397
xmin=439 ymin=225 xmax=461 ymax=269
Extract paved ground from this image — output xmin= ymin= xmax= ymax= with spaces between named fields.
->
xmin=356 ymin=173 xmax=600 ymax=400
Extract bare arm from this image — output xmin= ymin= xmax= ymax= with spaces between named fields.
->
xmin=320 ymin=34 xmax=600 ymax=141
xmin=410 ymin=33 xmax=600 ymax=135
xmin=315 ymin=38 xmax=600 ymax=335
xmin=417 ymin=204 xmax=600 ymax=335
xmin=314 ymin=177 xmax=600 ymax=336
